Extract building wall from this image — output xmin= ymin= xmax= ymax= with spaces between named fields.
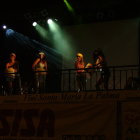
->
xmin=63 ymin=19 xmax=139 ymax=69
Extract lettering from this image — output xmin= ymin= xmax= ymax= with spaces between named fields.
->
xmin=37 ymin=109 xmax=55 ymax=137
xmin=125 ymin=137 xmax=140 ymax=140
xmin=62 ymin=135 xmax=106 ymax=140
xmin=83 ymin=93 xmax=93 ymax=100
xmin=125 ymin=113 xmax=140 ymax=125
xmin=0 ymin=110 xmax=13 ymax=136
xmin=61 ymin=94 xmax=82 ymax=102
xmin=127 ymin=127 xmax=140 ymax=134
xmin=0 ymin=109 xmax=55 ymax=137
xmin=96 ymin=93 xmax=120 ymax=99
xmin=20 ymin=109 xmax=38 ymax=136
xmin=24 ymin=94 xmax=58 ymax=103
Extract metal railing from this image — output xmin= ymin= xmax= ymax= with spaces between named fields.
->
xmin=0 ymin=65 xmax=140 ymax=95
xmin=61 ymin=65 xmax=140 ymax=92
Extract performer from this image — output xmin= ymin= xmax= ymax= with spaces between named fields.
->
xmin=32 ymin=52 xmax=48 ymax=93
xmin=93 ymin=49 xmax=110 ymax=90
xmin=85 ymin=63 xmax=93 ymax=79
xmin=75 ymin=53 xmax=86 ymax=92
xmin=5 ymin=53 xmax=21 ymax=95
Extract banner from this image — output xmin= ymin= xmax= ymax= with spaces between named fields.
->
xmin=121 ymin=101 xmax=140 ymax=140
xmin=0 ymin=92 xmax=117 ymax=140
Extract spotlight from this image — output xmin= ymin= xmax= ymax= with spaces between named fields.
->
xmin=2 ymin=25 xmax=7 ymax=29
xmin=54 ymin=19 xmax=58 ymax=21
xmin=47 ymin=19 xmax=53 ymax=24
xmin=32 ymin=22 xmax=37 ymax=27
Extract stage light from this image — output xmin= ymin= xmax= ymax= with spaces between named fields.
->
xmin=47 ymin=19 xmax=53 ymax=24
xmin=63 ymin=0 xmax=75 ymax=14
xmin=2 ymin=25 xmax=7 ymax=29
xmin=32 ymin=22 xmax=37 ymax=27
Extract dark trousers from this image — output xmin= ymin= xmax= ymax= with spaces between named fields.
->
xmin=76 ymin=72 xmax=86 ymax=91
